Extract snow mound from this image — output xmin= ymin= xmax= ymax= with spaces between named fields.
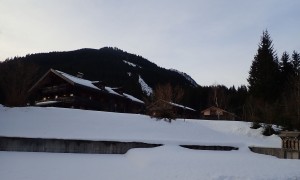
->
xmin=1 ymin=106 xmax=299 ymax=180
xmin=0 ymin=106 xmax=280 ymax=148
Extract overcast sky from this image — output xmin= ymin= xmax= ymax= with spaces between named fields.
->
xmin=1 ymin=0 xmax=299 ymax=87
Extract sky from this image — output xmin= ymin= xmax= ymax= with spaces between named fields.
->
xmin=0 ymin=0 xmax=299 ymax=87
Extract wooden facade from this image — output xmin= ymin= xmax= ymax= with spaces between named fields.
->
xmin=201 ymin=106 xmax=236 ymax=120
xmin=28 ymin=69 xmax=144 ymax=113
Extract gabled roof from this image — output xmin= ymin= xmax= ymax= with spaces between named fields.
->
xmin=147 ymin=99 xmax=195 ymax=111
xmin=201 ymin=106 xmax=235 ymax=116
xmin=169 ymin=102 xmax=196 ymax=111
xmin=28 ymin=69 xmax=144 ymax=104
xmin=54 ymin=70 xmax=101 ymax=90
xmin=123 ymin=93 xmax=145 ymax=104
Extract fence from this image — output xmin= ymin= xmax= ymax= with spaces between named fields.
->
xmin=249 ymin=146 xmax=300 ymax=159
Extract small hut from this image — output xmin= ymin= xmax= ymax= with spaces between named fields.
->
xmin=200 ymin=106 xmax=236 ymax=120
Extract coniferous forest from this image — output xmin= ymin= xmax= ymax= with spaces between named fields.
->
xmin=247 ymin=30 xmax=300 ymax=131
xmin=0 ymin=30 xmax=299 ymax=130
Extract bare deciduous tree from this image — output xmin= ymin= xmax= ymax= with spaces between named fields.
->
xmin=146 ymin=83 xmax=184 ymax=122
xmin=0 ymin=60 xmax=39 ymax=106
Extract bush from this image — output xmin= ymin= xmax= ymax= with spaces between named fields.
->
xmin=250 ymin=122 xmax=261 ymax=129
xmin=262 ymin=125 xmax=279 ymax=136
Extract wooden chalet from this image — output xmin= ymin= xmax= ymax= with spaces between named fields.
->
xmin=201 ymin=106 xmax=236 ymax=120
xmin=28 ymin=69 xmax=145 ymax=113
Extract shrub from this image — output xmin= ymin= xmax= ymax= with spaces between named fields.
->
xmin=262 ymin=125 xmax=279 ymax=136
xmin=250 ymin=122 xmax=261 ymax=129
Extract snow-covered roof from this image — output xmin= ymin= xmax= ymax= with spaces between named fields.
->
xmin=104 ymin=87 xmax=122 ymax=96
xmin=123 ymin=93 xmax=144 ymax=104
xmin=53 ymin=69 xmax=143 ymax=103
xmin=55 ymin=70 xmax=100 ymax=90
xmin=169 ymin=102 xmax=196 ymax=111
xmin=35 ymin=101 xmax=58 ymax=106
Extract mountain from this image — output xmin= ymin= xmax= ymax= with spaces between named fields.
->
xmin=2 ymin=47 xmax=198 ymax=100
xmin=169 ymin=69 xmax=198 ymax=87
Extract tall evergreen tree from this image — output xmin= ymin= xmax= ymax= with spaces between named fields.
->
xmin=279 ymin=51 xmax=294 ymax=90
xmin=291 ymin=51 xmax=300 ymax=128
xmin=247 ymin=30 xmax=280 ymax=103
xmin=292 ymin=51 xmax=300 ymax=75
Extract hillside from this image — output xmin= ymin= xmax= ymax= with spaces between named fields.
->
xmin=0 ymin=47 xmax=250 ymax=116
xmin=8 ymin=47 xmax=198 ymax=99
xmin=1 ymin=106 xmax=300 ymax=180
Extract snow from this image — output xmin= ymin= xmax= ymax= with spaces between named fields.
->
xmin=35 ymin=100 xmax=58 ymax=106
xmin=123 ymin=60 xmax=141 ymax=68
xmin=55 ymin=70 xmax=146 ymax=102
xmin=0 ymin=106 xmax=280 ymax=147
xmin=138 ymin=75 xmax=153 ymax=96
xmin=0 ymin=106 xmax=300 ymax=180
xmin=123 ymin=93 xmax=144 ymax=104
xmin=55 ymin=70 xmax=100 ymax=90
xmin=169 ymin=102 xmax=196 ymax=111
xmin=56 ymin=70 xmax=119 ymax=96
xmin=104 ymin=87 xmax=121 ymax=96
xmin=1 ymin=146 xmax=300 ymax=180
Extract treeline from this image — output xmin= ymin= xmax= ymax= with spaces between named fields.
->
xmin=247 ymin=30 xmax=300 ymax=130
xmin=183 ymin=85 xmax=248 ymax=118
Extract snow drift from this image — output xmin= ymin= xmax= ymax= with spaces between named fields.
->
xmin=1 ymin=106 xmax=300 ymax=180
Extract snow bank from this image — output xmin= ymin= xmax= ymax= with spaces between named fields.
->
xmin=0 ymin=106 xmax=299 ymax=180
xmin=0 ymin=106 xmax=279 ymax=148
xmin=1 ymin=145 xmax=300 ymax=180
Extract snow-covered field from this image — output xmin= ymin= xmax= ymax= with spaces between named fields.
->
xmin=1 ymin=106 xmax=300 ymax=180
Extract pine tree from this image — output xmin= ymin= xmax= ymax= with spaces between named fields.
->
xmin=292 ymin=51 xmax=300 ymax=75
xmin=279 ymin=51 xmax=294 ymax=90
xmin=247 ymin=30 xmax=280 ymax=103
xmin=291 ymin=51 xmax=300 ymax=129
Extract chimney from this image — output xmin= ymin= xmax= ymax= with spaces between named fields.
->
xmin=76 ymin=72 xmax=84 ymax=78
